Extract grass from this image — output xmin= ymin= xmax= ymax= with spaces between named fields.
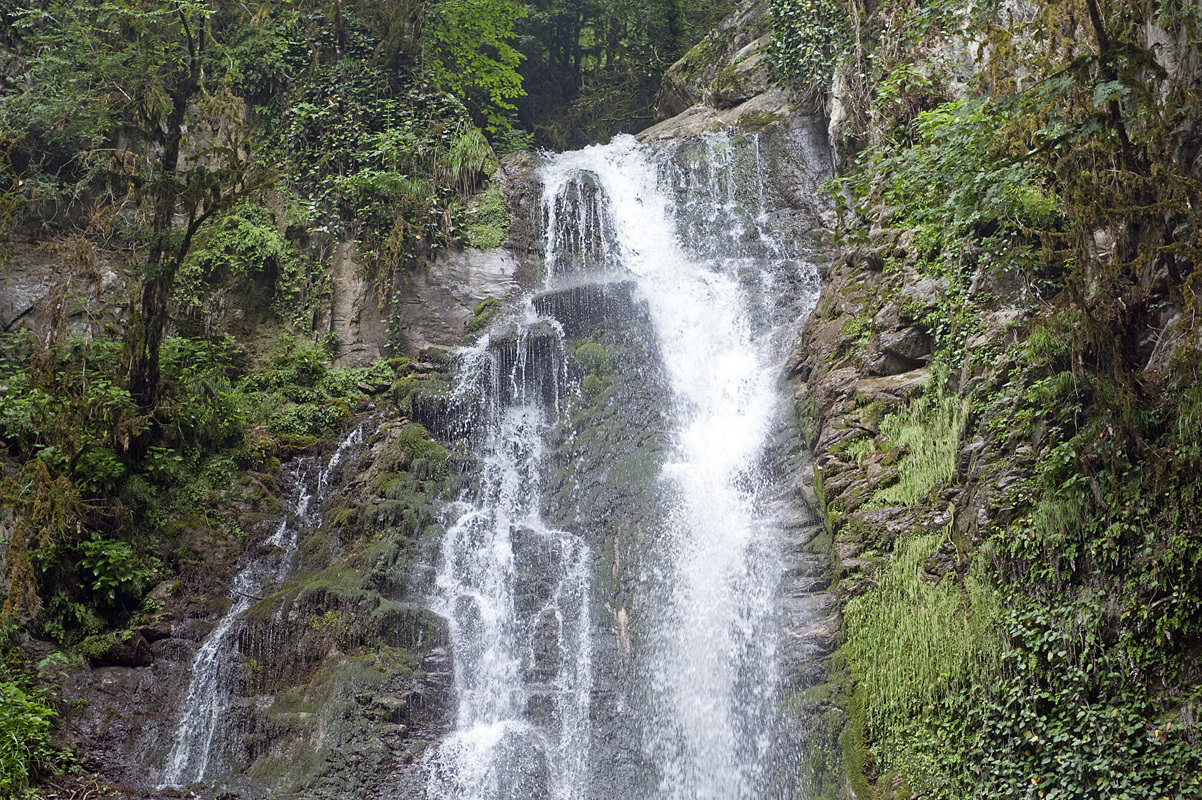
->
xmin=843 ymin=534 xmax=1000 ymax=743
xmin=864 ymin=387 xmax=966 ymax=509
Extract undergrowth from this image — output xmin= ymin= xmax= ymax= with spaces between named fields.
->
xmin=865 ymin=378 xmax=966 ymax=509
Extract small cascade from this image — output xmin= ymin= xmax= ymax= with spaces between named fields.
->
xmin=424 ymin=329 xmax=592 ymax=800
xmin=160 ymin=422 xmax=368 ymax=788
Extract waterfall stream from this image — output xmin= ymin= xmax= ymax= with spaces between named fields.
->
xmin=161 ymin=423 xmax=368 ymax=788
xmin=426 ymin=132 xmax=822 ymax=800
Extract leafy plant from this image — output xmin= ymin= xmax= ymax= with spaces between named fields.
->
xmin=770 ymin=0 xmax=849 ymax=96
xmin=78 ymin=536 xmax=155 ymax=606
xmin=0 ymin=680 xmax=57 ymax=794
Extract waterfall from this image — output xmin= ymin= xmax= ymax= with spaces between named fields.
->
xmin=425 ymin=130 xmax=821 ymax=800
xmin=425 ymin=328 xmax=594 ymax=800
xmin=160 ymin=422 xmax=368 ymax=788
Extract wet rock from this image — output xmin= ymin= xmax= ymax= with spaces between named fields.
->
xmin=706 ymin=43 xmax=772 ymax=109
xmin=315 ymin=239 xmax=387 ymax=367
xmin=487 ymin=321 xmax=564 ymax=407
xmin=86 ymin=633 xmax=154 ymax=668
xmin=531 ymin=281 xmax=645 ymax=339
xmin=878 ymin=327 xmax=932 ymax=362
xmin=853 ymin=368 xmax=930 ymax=405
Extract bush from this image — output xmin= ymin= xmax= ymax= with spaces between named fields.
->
xmin=0 ymin=681 xmax=56 ymax=793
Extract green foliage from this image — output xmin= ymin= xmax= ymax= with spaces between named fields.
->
xmin=574 ymin=342 xmax=609 ymax=374
xmin=514 ymin=0 xmax=734 ymax=147
xmin=176 ymin=202 xmax=306 ymax=317
xmin=393 ymin=423 xmax=448 ymax=483
xmin=770 ymin=0 xmax=849 ymax=95
xmin=844 ymin=536 xmax=1000 ymax=745
xmin=422 ymin=0 xmax=526 ymax=132
xmin=467 ymin=298 xmax=502 ymax=332
xmin=281 ymin=55 xmax=495 ymax=272
xmin=865 ymin=384 xmax=966 ymax=509
xmin=0 ymin=680 xmax=57 ymax=794
xmin=849 ymin=100 xmax=1059 ymax=241
xmin=78 ymin=536 xmax=155 ymax=605
xmin=822 ymin=0 xmax=1202 ymax=795
xmin=0 ymin=645 xmax=66 ymax=794
xmin=237 ymin=342 xmax=385 ymax=438
xmin=969 ymin=602 xmax=1202 ymax=799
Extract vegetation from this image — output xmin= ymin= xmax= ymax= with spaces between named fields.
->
xmin=864 ymin=381 xmax=965 ymax=509
xmin=780 ymin=0 xmax=1202 ymax=794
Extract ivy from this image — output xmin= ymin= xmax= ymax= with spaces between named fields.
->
xmin=769 ymin=0 xmax=849 ymax=95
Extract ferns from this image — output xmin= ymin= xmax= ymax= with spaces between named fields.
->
xmin=844 ymin=535 xmax=1001 ymax=742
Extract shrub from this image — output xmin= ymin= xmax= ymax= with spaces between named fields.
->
xmin=0 ymin=681 xmax=56 ymax=794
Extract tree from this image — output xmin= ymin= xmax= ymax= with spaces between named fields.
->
xmin=12 ymin=0 xmax=260 ymax=412
xmin=421 ymin=0 xmax=527 ymax=132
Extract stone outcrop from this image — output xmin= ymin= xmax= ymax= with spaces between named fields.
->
xmin=639 ymin=1 xmax=799 ymax=142
xmin=58 ymin=416 xmax=455 ymax=799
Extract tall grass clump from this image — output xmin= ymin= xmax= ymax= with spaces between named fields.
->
xmin=843 ymin=535 xmax=1000 ymax=747
xmin=866 ymin=386 xmax=966 ymax=508
xmin=0 ymin=681 xmax=56 ymax=793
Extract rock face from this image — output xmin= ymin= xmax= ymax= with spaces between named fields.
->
xmin=0 ymin=241 xmax=128 ymax=338
xmin=653 ymin=0 xmax=775 ymax=120
xmin=386 ymin=152 xmax=545 ymax=355
xmin=58 ymin=418 xmax=456 ymax=799
xmin=388 ymin=246 xmax=526 ymax=352
xmin=640 ymin=1 xmax=801 ymax=142
xmin=317 ymin=239 xmax=388 ymax=367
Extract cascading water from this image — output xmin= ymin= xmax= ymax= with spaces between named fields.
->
xmin=426 ymin=129 xmax=822 ymax=800
xmin=160 ymin=423 xmax=368 ymax=788
xmin=425 ymin=335 xmax=594 ymax=800
xmin=550 ymin=134 xmax=818 ymax=799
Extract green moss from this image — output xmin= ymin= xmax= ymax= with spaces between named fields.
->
xmin=675 ymin=37 xmax=716 ymax=84
xmin=574 ymin=341 xmax=609 ymax=373
xmin=841 ymin=689 xmax=877 ymax=800
xmin=842 ymin=536 xmax=1000 ymax=784
xmin=467 ymin=297 xmax=501 ymax=332
xmin=76 ymin=629 xmax=134 ymax=661
xmin=711 ymin=61 xmax=743 ymax=95
xmin=738 ymin=110 xmax=785 ymax=130
xmin=462 ymin=183 xmax=509 ymax=250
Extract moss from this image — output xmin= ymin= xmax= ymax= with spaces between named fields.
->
xmin=76 ymin=629 xmax=134 ymax=661
xmin=842 ymin=689 xmax=877 ymax=800
xmin=462 ymin=184 xmax=509 ymax=250
xmin=738 ymin=110 xmax=785 ymax=131
xmin=394 ymin=423 xmax=448 ymax=481
xmin=574 ymin=341 xmax=608 ymax=373
xmin=710 ymin=52 xmax=754 ymax=98
xmin=581 ymin=374 xmax=606 ymax=401
xmin=675 ymin=37 xmax=716 ymax=84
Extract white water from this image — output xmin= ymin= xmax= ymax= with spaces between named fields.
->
xmin=427 ymin=131 xmax=820 ymax=799
xmin=160 ymin=423 xmax=366 ymax=787
xmin=546 ymin=134 xmax=818 ymax=799
xmin=426 ymin=350 xmax=593 ymax=800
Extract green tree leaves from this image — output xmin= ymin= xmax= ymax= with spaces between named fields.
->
xmin=422 ymin=0 xmax=527 ymax=132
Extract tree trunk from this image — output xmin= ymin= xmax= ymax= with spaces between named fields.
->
xmin=128 ymin=103 xmax=186 ymax=412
